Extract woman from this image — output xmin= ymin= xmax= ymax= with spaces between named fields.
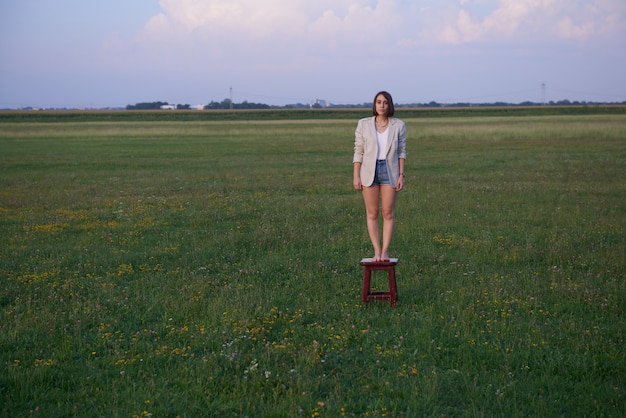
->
xmin=353 ymin=91 xmax=406 ymax=262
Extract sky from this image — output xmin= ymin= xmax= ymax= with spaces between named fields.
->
xmin=1 ymin=0 xmax=625 ymax=108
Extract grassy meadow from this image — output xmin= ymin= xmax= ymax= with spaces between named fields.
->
xmin=1 ymin=110 xmax=625 ymax=417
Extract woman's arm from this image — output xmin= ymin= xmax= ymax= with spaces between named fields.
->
xmin=395 ymin=121 xmax=407 ymax=191
xmin=353 ymin=120 xmax=365 ymax=190
xmin=397 ymin=121 xmax=407 ymax=160
xmin=395 ymin=158 xmax=405 ymax=191
xmin=353 ymin=162 xmax=363 ymax=190
xmin=353 ymin=120 xmax=365 ymax=162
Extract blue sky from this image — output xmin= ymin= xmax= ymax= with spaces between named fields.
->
xmin=1 ymin=0 xmax=624 ymax=108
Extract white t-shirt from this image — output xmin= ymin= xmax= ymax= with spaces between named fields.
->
xmin=376 ymin=128 xmax=389 ymax=160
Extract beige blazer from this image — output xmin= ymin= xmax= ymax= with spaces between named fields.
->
xmin=353 ymin=116 xmax=407 ymax=187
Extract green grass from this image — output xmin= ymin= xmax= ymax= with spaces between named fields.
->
xmin=1 ymin=113 xmax=625 ymax=417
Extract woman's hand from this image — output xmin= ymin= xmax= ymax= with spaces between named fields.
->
xmin=395 ymin=175 xmax=404 ymax=192
xmin=353 ymin=175 xmax=363 ymax=190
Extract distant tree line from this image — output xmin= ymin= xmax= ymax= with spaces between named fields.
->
xmin=399 ymin=99 xmax=615 ymax=108
xmin=204 ymin=99 xmax=271 ymax=110
xmin=126 ymin=98 xmax=626 ymax=111
xmin=126 ymin=99 xmax=271 ymax=110
xmin=126 ymin=101 xmax=167 ymax=110
xmin=126 ymin=101 xmax=194 ymax=110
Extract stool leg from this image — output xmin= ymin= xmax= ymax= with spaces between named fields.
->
xmin=389 ymin=268 xmax=398 ymax=308
xmin=362 ymin=267 xmax=371 ymax=303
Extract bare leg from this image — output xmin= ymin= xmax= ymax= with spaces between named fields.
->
xmin=362 ymin=185 xmax=382 ymax=261
xmin=380 ymin=186 xmax=397 ymax=261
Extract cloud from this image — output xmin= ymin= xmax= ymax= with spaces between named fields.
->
xmin=138 ymin=0 xmax=405 ymax=47
xmin=413 ymin=0 xmax=626 ymax=45
xmin=122 ymin=0 xmax=625 ymax=73
xmin=557 ymin=16 xmax=595 ymax=41
xmin=138 ymin=0 xmax=625 ymax=47
xmin=128 ymin=0 xmax=412 ymax=75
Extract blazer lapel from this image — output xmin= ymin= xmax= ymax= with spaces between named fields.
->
xmin=385 ymin=118 xmax=398 ymax=156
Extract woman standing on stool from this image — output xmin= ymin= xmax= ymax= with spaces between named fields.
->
xmin=353 ymin=91 xmax=406 ymax=262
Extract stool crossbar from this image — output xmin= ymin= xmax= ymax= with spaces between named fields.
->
xmin=360 ymin=258 xmax=398 ymax=307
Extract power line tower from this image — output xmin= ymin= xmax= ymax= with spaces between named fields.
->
xmin=541 ymin=82 xmax=546 ymax=106
xmin=230 ymin=86 xmax=233 ymax=110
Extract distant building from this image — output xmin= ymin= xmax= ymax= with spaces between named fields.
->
xmin=311 ymin=98 xmax=330 ymax=108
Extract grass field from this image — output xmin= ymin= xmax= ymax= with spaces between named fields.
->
xmin=1 ymin=111 xmax=625 ymax=417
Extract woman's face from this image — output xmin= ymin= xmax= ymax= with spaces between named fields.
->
xmin=375 ymin=94 xmax=389 ymax=117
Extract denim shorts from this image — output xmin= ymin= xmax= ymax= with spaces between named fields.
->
xmin=371 ymin=159 xmax=392 ymax=186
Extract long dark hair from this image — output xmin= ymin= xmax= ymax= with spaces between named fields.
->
xmin=371 ymin=91 xmax=395 ymax=117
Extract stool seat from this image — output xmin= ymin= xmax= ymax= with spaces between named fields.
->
xmin=360 ymin=258 xmax=398 ymax=307
xmin=360 ymin=258 xmax=398 ymax=266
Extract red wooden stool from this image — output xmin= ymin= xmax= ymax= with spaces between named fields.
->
xmin=360 ymin=258 xmax=398 ymax=307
